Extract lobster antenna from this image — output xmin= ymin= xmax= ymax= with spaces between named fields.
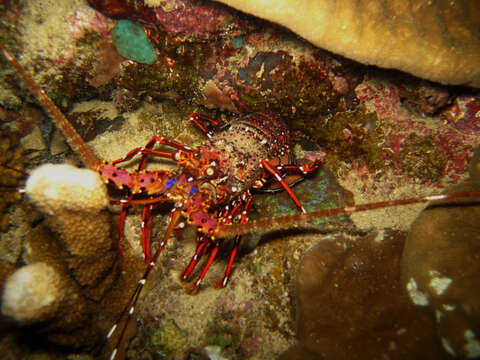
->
xmin=104 ymin=209 xmax=182 ymax=360
xmin=0 ymin=44 xmax=101 ymax=170
xmin=214 ymin=190 xmax=480 ymax=238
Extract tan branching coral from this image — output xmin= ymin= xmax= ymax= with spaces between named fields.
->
xmin=214 ymin=0 xmax=480 ymax=87
xmin=24 ymin=163 xmax=117 ymax=298
xmin=2 ymin=262 xmax=79 ymax=324
xmin=1 ymin=164 xmax=119 ymax=348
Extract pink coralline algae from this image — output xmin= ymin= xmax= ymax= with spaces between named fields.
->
xmin=443 ymin=96 xmax=480 ymax=136
xmin=355 ymin=79 xmax=479 ymax=184
xmin=87 ymin=0 xmax=253 ymax=40
xmin=151 ymin=1 xmax=250 ymax=40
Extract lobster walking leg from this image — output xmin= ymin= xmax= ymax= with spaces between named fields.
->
xmin=181 ymin=237 xmax=209 ymax=281
xmin=215 ymin=236 xmax=241 ymax=288
xmin=215 ymin=193 xmax=253 ymax=288
xmin=260 ymin=160 xmax=307 ymax=213
xmin=278 ymin=160 xmax=324 ymax=176
xmin=188 ymin=112 xmax=221 ymax=138
xmin=141 ymin=204 xmax=154 ymax=262
xmin=187 ymin=241 xmax=221 ymax=294
xmin=111 ymin=141 xmax=171 ymax=260
xmin=181 ymin=192 xmax=254 ymax=290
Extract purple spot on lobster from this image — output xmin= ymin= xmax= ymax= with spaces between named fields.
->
xmin=189 ymin=186 xmax=198 ymax=198
xmin=166 ymin=178 xmax=178 ymax=190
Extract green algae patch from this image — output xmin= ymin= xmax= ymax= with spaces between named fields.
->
xmin=239 ymin=54 xmax=340 ymax=123
xmin=117 ymin=34 xmax=209 ymax=98
xmin=0 ymin=127 xmax=25 ymax=233
xmin=311 ymin=106 xmax=385 ymax=172
xmin=39 ymin=31 xmax=105 ymax=106
xmin=150 ymin=319 xmax=189 ymax=357
xmin=113 ymin=20 xmax=157 ymax=65
xmin=206 ymin=320 xmax=241 ymax=350
xmin=397 ymin=133 xmax=446 ymax=183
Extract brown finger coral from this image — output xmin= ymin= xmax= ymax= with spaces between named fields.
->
xmin=213 ymin=0 xmax=480 ymax=87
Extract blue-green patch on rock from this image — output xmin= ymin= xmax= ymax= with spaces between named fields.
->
xmin=113 ymin=20 xmax=157 ymax=65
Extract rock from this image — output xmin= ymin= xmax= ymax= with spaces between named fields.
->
xmin=281 ymin=231 xmax=446 ymax=359
xmin=401 ymin=181 xmax=480 ymax=358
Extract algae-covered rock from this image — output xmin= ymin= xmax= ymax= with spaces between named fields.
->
xmin=281 ymin=231 xmax=446 ymax=359
xmin=401 ymin=181 xmax=480 ymax=358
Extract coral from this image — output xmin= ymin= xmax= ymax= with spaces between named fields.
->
xmin=234 ymin=51 xmax=346 ymax=121
xmin=19 ymin=0 xmax=113 ymax=66
xmin=115 ymin=35 xmax=210 ymax=98
xmin=213 ymin=0 xmax=480 ymax=87
xmin=306 ymin=106 xmax=384 ymax=172
xmin=112 ymin=20 xmax=157 ymax=65
xmin=2 ymin=262 xmax=79 ymax=324
xmin=1 ymin=164 xmax=120 ymax=349
xmin=396 ymin=133 xmax=446 ymax=184
xmin=0 ymin=84 xmax=22 ymax=110
xmin=355 ymin=78 xmax=478 ymax=184
xmin=471 ymin=145 xmax=480 ymax=180
xmin=281 ymin=231 xmax=447 ymax=359
xmin=111 ymin=87 xmax=141 ymax=113
xmin=149 ymin=319 xmax=189 ymax=357
xmin=24 ymin=164 xmax=117 ymax=295
xmin=87 ymin=40 xmax=125 ymax=87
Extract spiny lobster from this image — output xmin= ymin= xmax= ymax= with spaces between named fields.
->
xmin=2 ymin=44 xmax=480 ymax=360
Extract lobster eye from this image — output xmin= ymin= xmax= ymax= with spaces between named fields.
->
xmin=174 ymin=151 xmax=183 ymax=161
xmin=205 ymin=167 xmax=215 ymax=176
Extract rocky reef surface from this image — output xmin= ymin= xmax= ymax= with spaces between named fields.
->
xmin=0 ymin=0 xmax=479 ymax=359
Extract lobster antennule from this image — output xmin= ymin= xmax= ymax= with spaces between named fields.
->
xmin=214 ymin=190 xmax=480 ymax=238
xmin=0 ymin=44 xmax=101 ymax=171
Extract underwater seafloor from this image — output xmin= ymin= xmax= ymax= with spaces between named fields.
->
xmin=0 ymin=0 xmax=479 ymax=359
